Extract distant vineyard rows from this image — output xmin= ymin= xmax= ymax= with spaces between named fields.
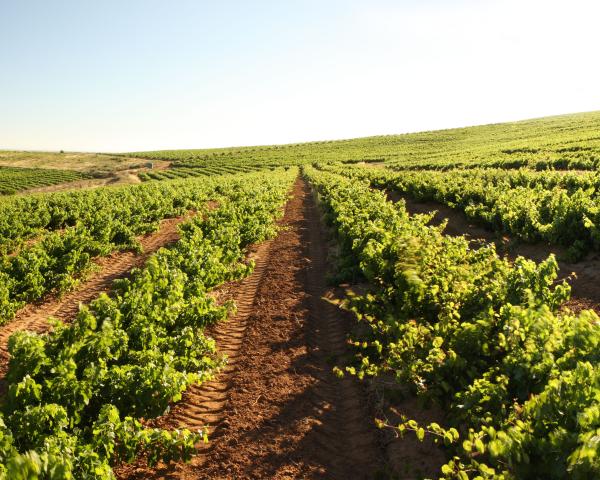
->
xmin=0 ymin=167 xmax=87 ymax=195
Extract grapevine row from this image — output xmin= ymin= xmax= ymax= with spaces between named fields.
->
xmin=0 ymin=168 xmax=296 ymax=478
xmin=0 ymin=167 xmax=87 ymax=195
xmin=0 ymin=174 xmax=263 ymax=325
xmin=124 ymin=111 xmax=600 ymax=171
xmin=324 ymin=164 xmax=600 ymax=260
xmin=304 ymin=166 xmax=600 ymax=479
xmin=138 ymin=163 xmax=265 ymax=182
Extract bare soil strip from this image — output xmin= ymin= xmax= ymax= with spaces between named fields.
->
xmin=0 ymin=215 xmax=188 ymax=383
xmin=116 ymin=236 xmax=274 ymax=480
xmin=366 ymin=375 xmax=447 ymax=479
xmin=303 ymin=181 xmax=384 ymax=479
xmin=390 ymin=191 xmax=600 ymax=314
xmin=119 ymin=178 xmax=384 ymax=479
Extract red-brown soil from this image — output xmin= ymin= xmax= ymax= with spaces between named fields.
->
xmin=366 ymin=378 xmax=447 ymax=479
xmin=116 ymin=235 xmax=274 ymax=479
xmin=118 ymin=178 xmax=385 ymax=479
xmin=0 ymin=214 xmax=189 ymax=384
xmin=389 ymin=191 xmax=600 ymax=315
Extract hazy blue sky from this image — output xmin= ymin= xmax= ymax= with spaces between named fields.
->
xmin=1 ymin=0 xmax=599 ymax=152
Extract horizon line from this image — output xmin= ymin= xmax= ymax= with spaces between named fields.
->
xmin=1 ymin=108 xmax=598 ymax=155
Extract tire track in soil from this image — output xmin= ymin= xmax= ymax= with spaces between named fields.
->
xmin=116 ymin=236 xmax=273 ymax=480
xmin=318 ymin=188 xmax=446 ymax=479
xmin=388 ymin=190 xmax=600 ymax=315
xmin=0 ymin=214 xmax=190 ymax=385
xmin=119 ymin=178 xmax=383 ymax=479
xmin=303 ymin=180 xmax=384 ymax=480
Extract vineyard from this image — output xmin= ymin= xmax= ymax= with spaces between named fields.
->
xmin=137 ymin=164 xmax=268 ymax=182
xmin=1 ymin=111 xmax=600 ymax=479
xmin=0 ymin=167 xmax=87 ymax=195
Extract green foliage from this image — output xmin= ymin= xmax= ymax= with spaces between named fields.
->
xmin=0 ymin=166 xmax=86 ymax=196
xmin=138 ymin=163 xmax=266 ymax=181
xmin=324 ymin=164 xmax=600 ymax=259
xmin=0 ymin=170 xmax=290 ymax=326
xmin=305 ymin=166 xmax=600 ymax=479
xmin=126 ymin=111 xmax=600 ymax=172
xmin=0 ymin=169 xmax=295 ymax=477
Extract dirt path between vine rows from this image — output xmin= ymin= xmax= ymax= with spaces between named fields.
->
xmin=0 ymin=214 xmax=191 ymax=388
xmin=119 ymin=178 xmax=384 ymax=479
xmin=388 ymin=190 xmax=600 ymax=314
